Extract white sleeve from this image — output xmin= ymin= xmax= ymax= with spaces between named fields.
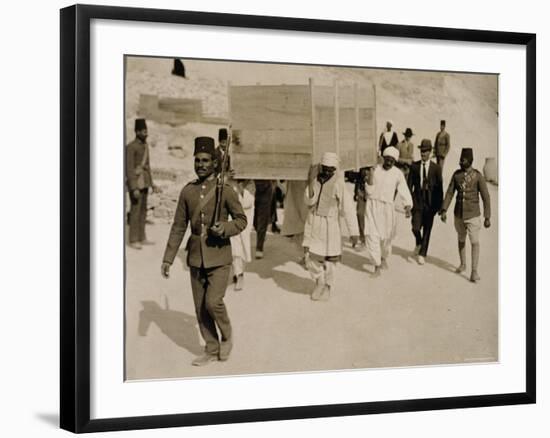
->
xmin=304 ymin=184 xmax=318 ymax=207
xmin=396 ymin=170 xmax=413 ymax=208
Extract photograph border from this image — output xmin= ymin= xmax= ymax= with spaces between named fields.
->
xmin=60 ymin=4 xmax=536 ymax=433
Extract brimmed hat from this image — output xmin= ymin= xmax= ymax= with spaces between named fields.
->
xmin=382 ymin=146 xmax=399 ymax=161
xmin=134 ymin=118 xmax=147 ymax=131
xmin=321 ymin=152 xmax=339 ymax=168
xmin=418 ymin=139 xmax=432 ymax=152
xmin=218 ymin=128 xmax=228 ymax=141
xmin=403 ymin=128 xmax=414 ymax=137
xmin=194 ymin=137 xmax=215 ymax=156
xmin=460 ymin=148 xmax=474 ymax=161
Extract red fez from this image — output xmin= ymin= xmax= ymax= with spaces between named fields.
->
xmin=218 ymin=128 xmax=228 ymax=141
xmin=460 ymin=148 xmax=474 ymax=161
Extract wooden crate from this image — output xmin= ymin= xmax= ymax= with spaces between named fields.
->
xmin=229 ymin=80 xmax=377 ymax=180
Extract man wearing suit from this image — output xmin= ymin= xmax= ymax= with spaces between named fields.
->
xmin=161 ymin=137 xmax=247 ymax=366
xmin=407 ymin=139 xmax=443 ymax=265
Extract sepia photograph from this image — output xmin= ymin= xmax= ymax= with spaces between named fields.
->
xmin=124 ymin=55 xmax=499 ymax=381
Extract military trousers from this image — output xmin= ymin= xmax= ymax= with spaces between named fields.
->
xmin=128 ymin=188 xmax=148 ymax=243
xmin=190 ymin=264 xmax=232 ymax=355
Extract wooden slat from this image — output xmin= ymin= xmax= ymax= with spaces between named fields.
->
xmin=232 ymin=152 xmax=310 ymax=180
xmin=231 ymin=129 xmax=312 ymax=154
xmin=230 ymin=85 xmax=311 ymax=130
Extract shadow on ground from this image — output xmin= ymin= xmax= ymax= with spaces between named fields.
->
xmin=138 ymin=300 xmax=203 ymax=355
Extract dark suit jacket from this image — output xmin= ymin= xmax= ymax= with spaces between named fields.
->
xmin=162 ymin=175 xmax=247 ymax=268
xmin=407 ymin=160 xmax=443 ymax=213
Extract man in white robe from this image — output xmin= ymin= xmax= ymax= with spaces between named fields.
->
xmin=229 ymin=179 xmax=255 ymax=291
xmin=302 ymin=153 xmax=359 ymax=301
xmin=364 ymin=146 xmax=413 ymax=276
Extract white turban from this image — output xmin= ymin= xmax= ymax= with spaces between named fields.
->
xmin=321 ymin=152 xmax=339 ymax=168
xmin=386 ymin=119 xmax=393 ymax=126
xmin=382 ymin=146 xmax=399 ymax=161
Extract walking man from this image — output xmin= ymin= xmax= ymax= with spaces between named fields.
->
xmin=440 ymin=147 xmax=491 ymax=283
xmin=434 ymin=120 xmax=451 ymax=170
xmin=407 ymin=139 xmax=443 ymax=265
xmin=303 ymin=152 xmax=359 ymax=301
xmin=353 ymin=167 xmax=368 ymax=248
xmin=364 ymin=146 xmax=413 ymax=277
xmin=161 ymin=137 xmax=247 ymax=366
xmin=253 ymin=180 xmax=275 ymax=259
xmin=126 ymin=118 xmax=158 ymax=249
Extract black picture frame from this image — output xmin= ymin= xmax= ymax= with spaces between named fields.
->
xmin=60 ymin=4 xmax=536 ymax=433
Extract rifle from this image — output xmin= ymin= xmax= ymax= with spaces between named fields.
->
xmin=212 ymin=127 xmax=232 ymax=225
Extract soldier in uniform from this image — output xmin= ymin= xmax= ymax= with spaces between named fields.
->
xmin=161 ymin=137 xmax=247 ymax=366
xmin=434 ymin=120 xmax=451 ymax=170
xmin=440 ymin=148 xmax=491 ymax=283
xmin=126 ymin=118 xmax=158 ymax=250
xmin=215 ymin=128 xmax=231 ymax=175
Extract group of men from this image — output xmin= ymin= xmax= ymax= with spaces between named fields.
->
xmin=125 ymin=117 xmax=492 ymax=367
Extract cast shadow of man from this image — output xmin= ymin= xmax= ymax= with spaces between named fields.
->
xmin=138 ymin=300 xmax=203 ymax=356
xmin=242 ymin=233 xmax=312 ymax=296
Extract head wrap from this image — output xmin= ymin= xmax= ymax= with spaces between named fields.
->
xmin=194 ymin=137 xmax=215 ymax=156
xmin=460 ymin=148 xmax=474 ymax=162
xmin=321 ymin=152 xmax=339 ymax=168
xmin=386 ymin=119 xmax=393 ymax=126
xmin=419 ymin=139 xmax=432 ymax=152
xmin=134 ymin=118 xmax=147 ymax=131
xmin=382 ymin=146 xmax=399 ymax=161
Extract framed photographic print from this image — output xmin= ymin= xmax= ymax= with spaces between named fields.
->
xmin=60 ymin=4 xmax=536 ymax=433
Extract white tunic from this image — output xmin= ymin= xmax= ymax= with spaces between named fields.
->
xmin=302 ymin=173 xmax=359 ymax=257
xmin=230 ymin=183 xmax=254 ymax=262
xmin=365 ymin=165 xmax=413 ymax=240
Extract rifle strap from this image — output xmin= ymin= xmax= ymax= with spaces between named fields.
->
xmin=190 ymin=185 xmax=218 ymax=226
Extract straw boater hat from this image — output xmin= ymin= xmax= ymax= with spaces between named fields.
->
xmin=382 ymin=146 xmax=399 ymax=161
xmin=321 ymin=152 xmax=339 ymax=168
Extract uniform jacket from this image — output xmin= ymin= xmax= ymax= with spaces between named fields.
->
xmin=407 ymin=160 xmax=443 ymax=213
xmin=162 ymin=175 xmax=247 ymax=268
xmin=434 ymin=130 xmax=451 ymax=158
xmin=442 ymin=167 xmax=491 ymax=220
xmin=125 ymin=138 xmax=153 ymax=191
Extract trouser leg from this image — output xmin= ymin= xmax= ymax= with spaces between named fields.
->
xmin=204 ymin=265 xmax=232 ymax=342
xmin=306 ymin=256 xmax=325 ymax=284
xmin=190 ymin=266 xmax=219 ymax=354
xmin=128 ymin=190 xmax=144 ymax=243
xmin=324 ymin=261 xmax=336 ymax=288
xmin=381 ymin=238 xmax=392 ymax=261
xmin=411 ymin=208 xmax=423 ymax=246
xmin=139 ymin=189 xmax=148 ymax=241
xmin=232 ymin=256 xmax=244 ymax=276
xmin=366 ymin=234 xmax=382 ymax=266
xmin=357 ymin=214 xmax=366 ymax=243
xmin=419 ymin=210 xmax=435 ymax=257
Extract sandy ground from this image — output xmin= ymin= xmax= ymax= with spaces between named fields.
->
xmin=125 ymin=183 xmax=498 ymax=381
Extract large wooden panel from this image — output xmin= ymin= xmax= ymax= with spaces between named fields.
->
xmin=229 ymin=82 xmax=377 ymax=179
